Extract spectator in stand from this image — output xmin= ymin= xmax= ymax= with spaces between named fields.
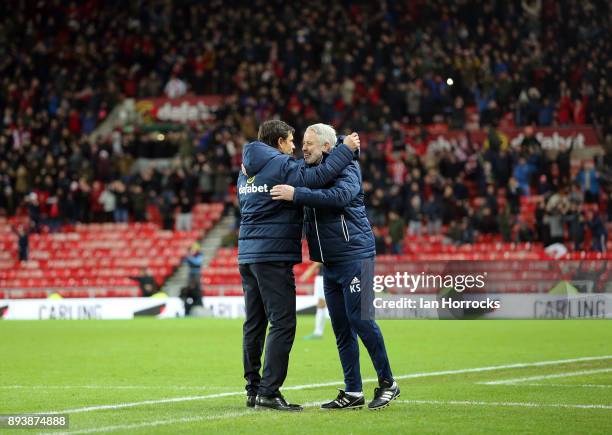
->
xmin=538 ymin=98 xmax=555 ymax=126
xmin=0 ymin=185 xmax=16 ymax=216
xmin=440 ymin=185 xmax=458 ymax=225
xmin=513 ymin=157 xmax=533 ymax=196
xmin=445 ymin=221 xmax=462 ymax=246
xmin=159 ymin=187 xmax=176 ymax=231
xmin=569 ymin=183 xmax=584 ymax=207
xmin=576 ymin=161 xmax=601 ymax=204
xmin=98 ymin=185 xmax=116 ymax=223
xmin=565 ymin=204 xmax=585 ymax=251
xmin=520 ymin=127 xmax=542 ymax=157
xmin=516 ymin=218 xmax=534 ymax=243
xmin=406 ymin=195 xmax=422 ymax=236
xmin=506 ymin=178 xmax=521 ymax=215
xmin=573 ymin=98 xmax=586 ymax=125
xmin=545 ymin=204 xmax=566 ymax=245
xmin=557 ymin=87 xmax=573 ymax=126
xmin=164 ymin=73 xmax=188 ymax=99
xmin=12 ymin=223 xmax=33 ymax=262
xmin=475 ymin=206 xmax=499 ymax=235
xmin=388 ymin=211 xmax=405 ymax=254
xmin=556 ymin=140 xmax=575 ymax=186
xmin=184 ymin=242 xmax=203 ymax=288
xmin=129 ymin=268 xmax=159 ymax=297
xmin=449 ymin=97 xmax=466 ymax=130
xmin=25 ymin=193 xmax=41 ymax=232
xmin=112 ymin=181 xmax=129 ymax=223
xmin=372 ymin=226 xmax=388 ymax=255
xmin=423 ymin=195 xmax=442 ymax=235
xmin=130 ymin=184 xmax=147 ymax=222
xmin=176 ymin=190 xmax=194 ymax=231
xmin=535 ymin=199 xmax=548 ymax=244
xmin=90 ymin=181 xmax=106 ymax=222
xmin=547 ymin=188 xmax=570 ymax=215
xmin=587 ymin=212 xmax=608 ymax=253
xmin=484 ymin=185 xmax=498 ymax=215
xmin=446 ymin=217 xmax=474 ymax=246
xmin=498 ymin=207 xmax=513 ymax=242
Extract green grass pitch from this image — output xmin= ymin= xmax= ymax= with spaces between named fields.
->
xmin=1 ymin=318 xmax=611 ymax=434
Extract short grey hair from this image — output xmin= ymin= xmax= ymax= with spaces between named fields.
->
xmin=306 ymin=123 xmax=337 ymax=148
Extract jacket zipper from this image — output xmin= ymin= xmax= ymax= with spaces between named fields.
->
xmin=313 ymin=209 xmax=325 ymax=262
xmin=341 ymin=214 xmax=350 ymax=242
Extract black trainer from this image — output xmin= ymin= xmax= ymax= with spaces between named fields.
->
xmin=321 ymin=389 xmax=365 ymax=410
xmin=255 ymin=394 xmax=303 ymax=412
xmin=368 ymin=380 xmax=400 ymax=410
xmin=246 ymin=395 xmax=257 ymax=408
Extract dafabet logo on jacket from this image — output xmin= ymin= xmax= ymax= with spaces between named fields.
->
xmin=239 ymin=175 xmax=269 ymax=195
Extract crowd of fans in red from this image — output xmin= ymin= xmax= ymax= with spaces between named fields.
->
xmin=0 ymin=0 xmax=610 ymax=253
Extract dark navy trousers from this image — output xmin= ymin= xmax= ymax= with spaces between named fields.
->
xmin=323 ymin=256 xmax=393 ymax=392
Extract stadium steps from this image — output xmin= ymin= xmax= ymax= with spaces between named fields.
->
xmin=161 ymin=213 xmax=235 ymax=296
xmin=89 ymin=98 xmax=136 ymax=143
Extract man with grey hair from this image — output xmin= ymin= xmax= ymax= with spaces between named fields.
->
xmin=300 ymin=123 xmax=337 ymax=341
xmin=271 ymin=124 xmax=398 ymax=410
xmin=302 ymin=123 xmax=338 ymax=165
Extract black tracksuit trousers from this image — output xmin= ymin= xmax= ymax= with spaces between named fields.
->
xmin=239 ymin=261 xmax=296 ymax=397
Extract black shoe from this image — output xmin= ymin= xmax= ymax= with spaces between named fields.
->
xmin=368 ymin=380 xmax=400 ymax=410
xmin=246 ymin=395 xmax=257 ymax=408
xmin=321 ymin=389 xmax=365 ymax=410
xmin=255 ymin=394 xmax=303 ymax=412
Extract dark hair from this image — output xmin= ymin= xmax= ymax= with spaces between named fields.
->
xmin=257 ymin=120 xmax=295 ymax=148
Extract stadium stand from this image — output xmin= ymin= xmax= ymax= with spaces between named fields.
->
xmin=0 ymin=1 xmax=610 ymax=299
xmin=0 ymin=203 xmax=223 ymax=298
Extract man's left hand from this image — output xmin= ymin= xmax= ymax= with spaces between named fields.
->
xmin=271 ymin=185 xmax=295 ymax=201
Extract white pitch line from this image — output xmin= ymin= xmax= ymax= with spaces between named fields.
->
xmin=55 ymin=402 xmax=325 ymax=434
xmin=481 ymin=368 xmax=612 ymax=385
xmin=1 ymin=385 xmax=230 ymax=390
xmin=393 ymin=355 xmax=612 ymax=383
xmin=521 ymin=383 xmax=612 ymax=389
xmin=51 ymin=392 xmax=243 ymax=414
xmin=51 ymin=398 xmax=612 ymax=434
xmin=398 ymin=399 xmax=612 ymax=410
xmin=52 ymin=410 xmax=251 ymax=435
xmin=40 ymin=355 xmax=612 ymax=415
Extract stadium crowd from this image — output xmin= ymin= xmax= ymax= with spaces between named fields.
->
xmin=0 ymin=0 xmax=609 ymax=251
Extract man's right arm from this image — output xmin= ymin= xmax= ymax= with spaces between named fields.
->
xmin=292 ymin=166 xmax=360 ymax=208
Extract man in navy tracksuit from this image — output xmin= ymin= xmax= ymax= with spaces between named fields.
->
xmin=238 ymin=120 xmax=360 ymax=411
xmin=271 ymin=123 xmax=399 ymax=410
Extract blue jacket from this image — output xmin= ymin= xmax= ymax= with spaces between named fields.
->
xmin=294 ymin=150 xmax=376 ymax=264
xmin=576 ymin=169 xmax=600 ymax=195
xmin=237 ymin=141 xmax=354 ymax=264
xmin=185 ymin=253 xmax=203 ymax=277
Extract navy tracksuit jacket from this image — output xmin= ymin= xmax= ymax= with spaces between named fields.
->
xmin=237 ymin=140 xmax=354 ymax=397
xmin=238 ymin=140 xmax=354 ymax=264
xmin=294 ymin=146 xmax=394 ymax=392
